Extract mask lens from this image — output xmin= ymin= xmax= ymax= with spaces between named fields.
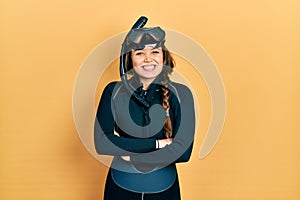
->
xmin=127 ymin=27 xmax=165 ymax=47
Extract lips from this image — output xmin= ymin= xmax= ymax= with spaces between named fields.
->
xmin=142 ymin=65 xmax=155 ymax=72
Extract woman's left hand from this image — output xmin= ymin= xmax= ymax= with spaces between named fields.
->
xmin=121 ymin=156 xmax=131 ymax=162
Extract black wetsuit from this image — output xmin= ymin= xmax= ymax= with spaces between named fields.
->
xmin=94 ymin=78 xmax=195 ymax=200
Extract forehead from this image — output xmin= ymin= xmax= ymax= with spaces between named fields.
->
xmin=133 ymin=46 xmax=163 ymax=51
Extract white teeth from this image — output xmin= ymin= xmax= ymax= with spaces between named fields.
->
xmin=143 ymin=65 xmax=155 ymax=71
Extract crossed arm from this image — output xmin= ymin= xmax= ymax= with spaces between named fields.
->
xmin=94 ymin=82 xmax=195 ymax=166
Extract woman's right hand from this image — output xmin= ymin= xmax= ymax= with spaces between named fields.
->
xmin=157 ymin=138 xmax=173 ymax=149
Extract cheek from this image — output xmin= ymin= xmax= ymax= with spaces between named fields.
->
xmin=131 ymin=56 xmax=143 ymax=67
xmin=157 ymin=53 xmax=164 ymax=66
xmin=156 ymin=65 xmax=163 ymax=74
xmin=153 ymin=55 xmax=163 ymax=65
xmin=157 ymin=54 xmax=164 ymax=64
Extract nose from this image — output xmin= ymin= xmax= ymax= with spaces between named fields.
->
xmin=144 ymin=51 xmax=153 ymax=62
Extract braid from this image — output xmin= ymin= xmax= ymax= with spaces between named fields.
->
xmin=161 ymin=83 xmax=172 ymax=138
xmin=160 ymin=48 xmax=175 ymax=138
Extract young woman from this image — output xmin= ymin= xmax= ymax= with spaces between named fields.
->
xmin=94 ymin=25 xmax=195 ymax=200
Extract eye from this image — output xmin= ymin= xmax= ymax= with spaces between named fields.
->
xmin=134 ymin=51 xmax=144 ymax=56
xmin=152 ymin=49 xmax=160 ymax=54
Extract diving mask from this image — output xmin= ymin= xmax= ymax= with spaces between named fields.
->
xmin=125 ymin=27 xmax=166 ymax=51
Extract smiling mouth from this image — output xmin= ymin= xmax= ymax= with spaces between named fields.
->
xmin=142 ymin=65 xmax=156 ymax=71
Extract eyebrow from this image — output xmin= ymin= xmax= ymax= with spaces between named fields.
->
xmin=134 ymin=47 xmax=162 ymax=51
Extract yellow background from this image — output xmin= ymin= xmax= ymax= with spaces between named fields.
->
xmin=1 ymin=0 xmax=300 ymax=199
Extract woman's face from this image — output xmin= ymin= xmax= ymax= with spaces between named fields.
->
xmin=131 ymin=46 xmax=164 ymax=85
